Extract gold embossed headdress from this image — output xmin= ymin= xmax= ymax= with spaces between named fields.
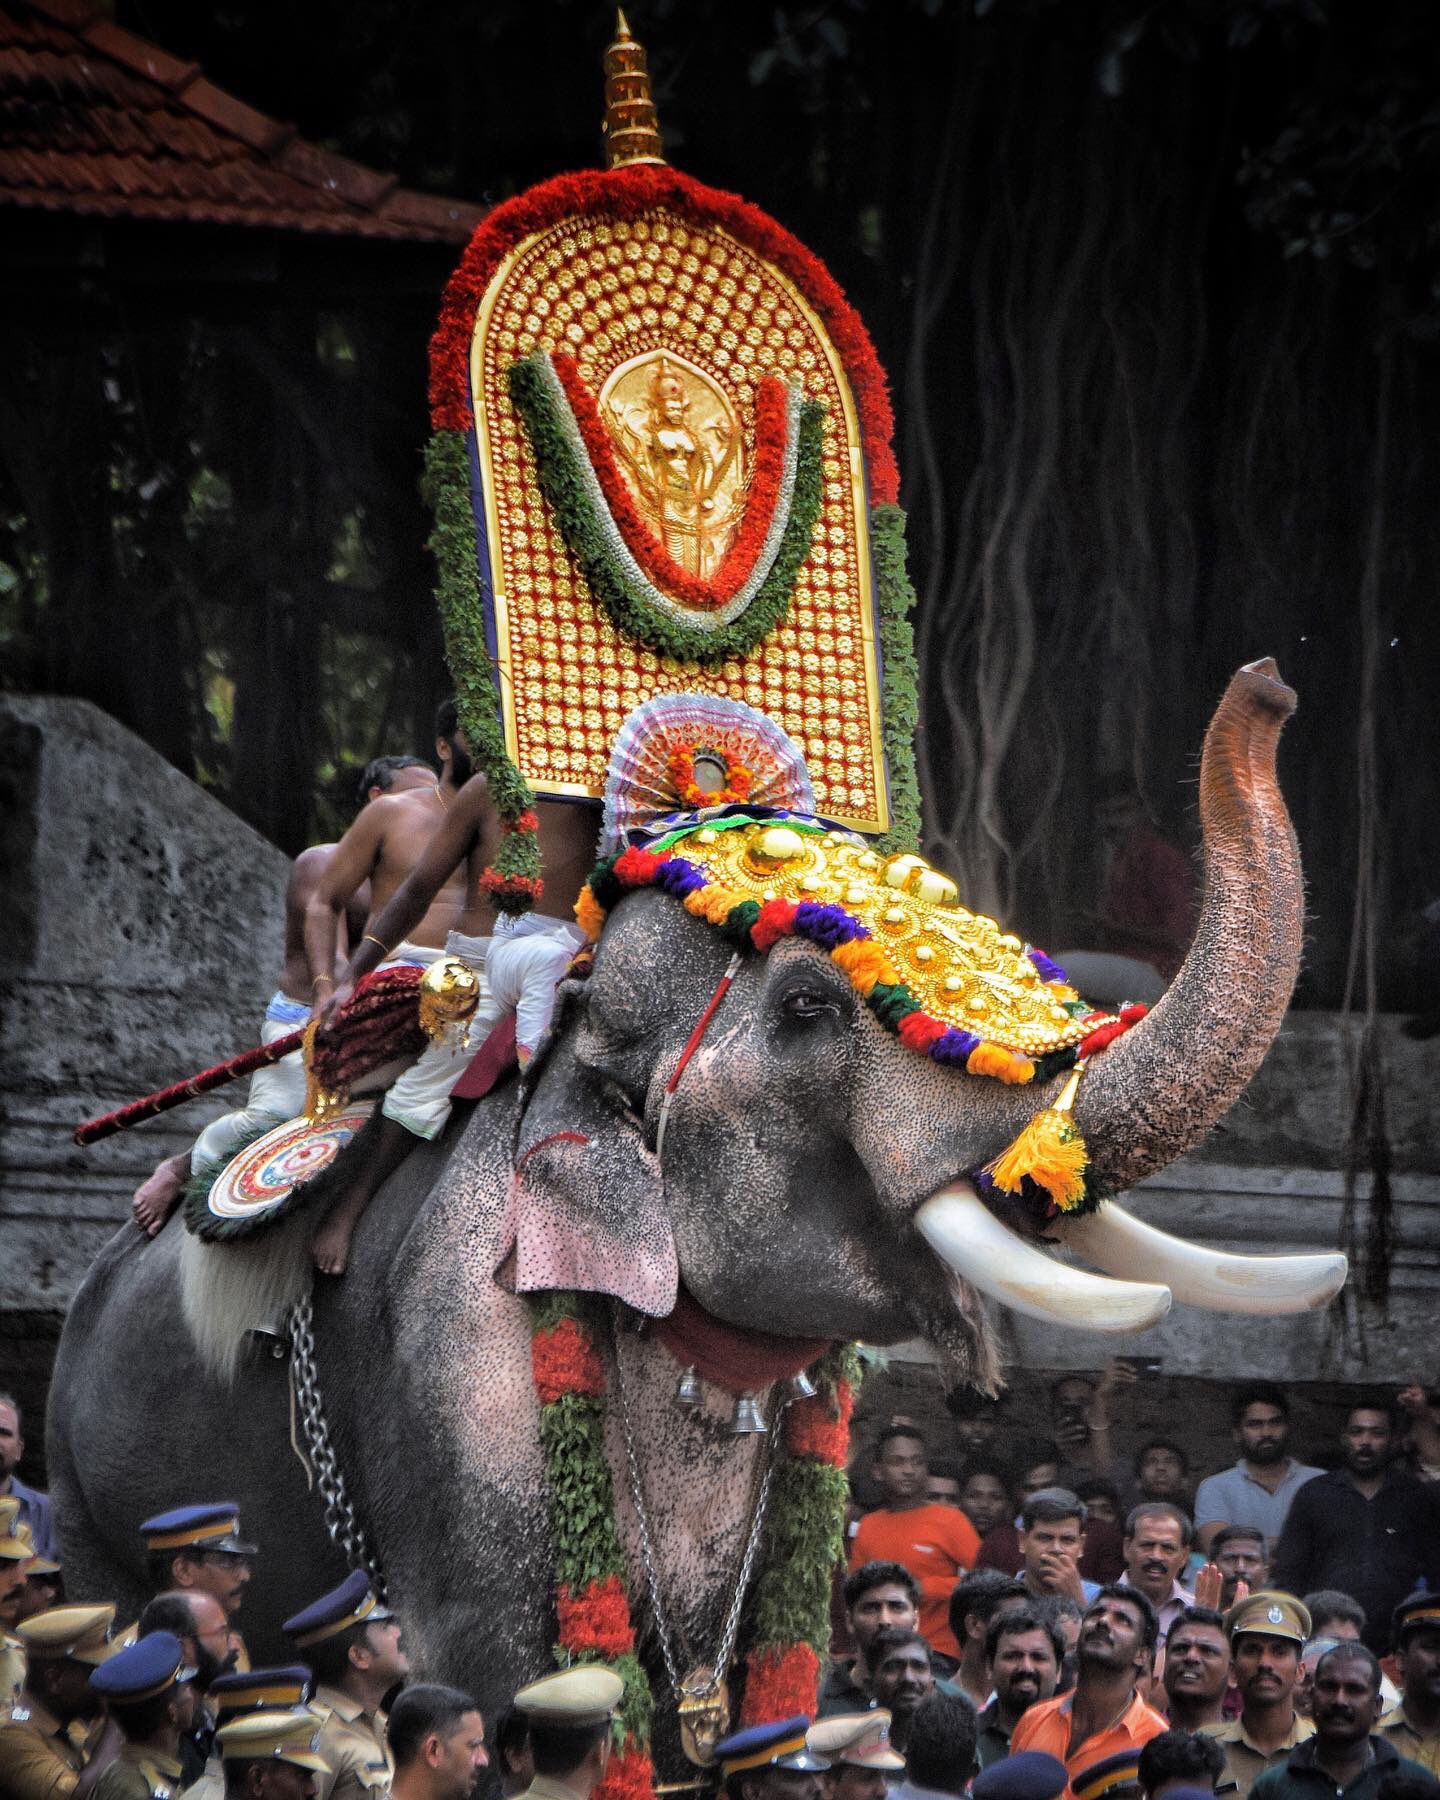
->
xmin=578 ymin=815 xmax=1151 ymax=1215
xmin=427 ymin=10 xmax=927 ymax=920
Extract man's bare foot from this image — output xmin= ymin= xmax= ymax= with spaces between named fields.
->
xmin=311 ymin=1189 xmax=371 ymax=1277
xmin=132 ymin=1154 xmax=188 ymax=1236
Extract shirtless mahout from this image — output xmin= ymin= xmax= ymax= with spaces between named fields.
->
xmin=310 ymin=709 xmax=599 ymax=1276
xmin=129 ymin=756 xmax=435 ymax=1236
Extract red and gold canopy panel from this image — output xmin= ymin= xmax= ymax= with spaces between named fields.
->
xmin=468 ymin=202 xmax=890 ymax=832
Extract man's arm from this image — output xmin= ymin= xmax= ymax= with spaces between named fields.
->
xmin=941 ymin=1506 xmax=982 ymax=1574
xmin=324 ymin=778 xmax=489 ymax=1013
xmin=302 ymin=807 xmax=389 ymax=1003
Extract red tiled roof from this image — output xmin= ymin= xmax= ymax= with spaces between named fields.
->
xmin=0 ymin=0 xmax=485 ymax=243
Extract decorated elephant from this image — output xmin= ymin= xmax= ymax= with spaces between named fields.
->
xmin=47 ymin=660 xmax=1342 ymax=1780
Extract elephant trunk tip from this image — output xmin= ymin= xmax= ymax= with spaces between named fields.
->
xmin=1234 ymin=656 xmax=1297 ymax=719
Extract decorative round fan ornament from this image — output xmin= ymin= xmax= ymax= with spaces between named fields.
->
xmin=190 ymin=1103 xmax=375 ymax=1242
xmin=600 ymin=692 xmax=815 ymax=850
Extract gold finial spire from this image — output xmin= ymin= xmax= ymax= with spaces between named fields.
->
xmin=603 ymin=8 xmax=665 ymax=169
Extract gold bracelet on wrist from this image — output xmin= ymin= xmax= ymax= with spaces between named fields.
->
xmin=362 ymin=933 xmax=392 ymax=957
xmin=311 ymin=974 xmax=335 ymax=990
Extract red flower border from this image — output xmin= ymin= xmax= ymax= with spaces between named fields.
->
xmin=551 ymin=356 xmax=791 ymax=609
xmin=430 ymin=163 xmax=898 ymax=504
xmin=532 ymin=1317 xmax=607 ymax=1404
xmin=557 ymin=1575 xmax=637 ymax=1658
xmin=740 ymin=1644 xmax=821 ymax=1728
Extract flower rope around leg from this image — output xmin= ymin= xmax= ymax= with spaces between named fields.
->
xmin=739 ymin=1342 xmax=859 ymax=1723
xmin=527 ymin=1293 xmax=656 ymax=1797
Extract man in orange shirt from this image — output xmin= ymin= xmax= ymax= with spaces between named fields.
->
xmin=849 ymin=1427 xmax=980 ymax=1664
xmin=1010 ymin=1585 xmax=1168 ymax=1796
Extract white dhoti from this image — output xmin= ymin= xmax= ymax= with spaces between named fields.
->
xmin=380 ymin=918 xmax=584 ymax=1142
xmin=189 ymin=943 xmax=441 ymax=1174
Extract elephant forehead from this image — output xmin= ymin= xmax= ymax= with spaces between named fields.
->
xmin=589 ymin=819 xmax=1103 ymax=1063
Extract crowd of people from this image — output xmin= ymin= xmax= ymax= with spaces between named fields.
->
xmin=3 ymin=1373 xmax=1440 ymax=1800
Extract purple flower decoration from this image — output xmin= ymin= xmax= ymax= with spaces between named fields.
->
xmin=928 ymin=1026 xmax=982 ymax=1065
xmin=1028 ymin=946 xmax=1069 ymax=986
xmin=652 ymin=857 xmax=707 ymax=898
xmin=793 ymin=901 xmax=871 ymax=949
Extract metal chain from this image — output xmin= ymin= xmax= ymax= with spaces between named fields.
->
xmin=614 ymin=1317 xmax=782 ymax=1700
xmin=288 ymin=1293 xmax=386 ymax=1596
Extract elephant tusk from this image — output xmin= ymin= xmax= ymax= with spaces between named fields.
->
xmin=915 ymin=1183 xmax=1172 ymax=1334
xmin=1059 ymin=1200 xmax=1347 ymax=1315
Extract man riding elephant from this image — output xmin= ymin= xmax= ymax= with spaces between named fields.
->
xmin=47 ymin=662 xmax=1342 ymax=1779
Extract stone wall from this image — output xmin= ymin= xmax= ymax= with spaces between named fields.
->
xmin=0 ymin=696 xmax=288 ymax=1478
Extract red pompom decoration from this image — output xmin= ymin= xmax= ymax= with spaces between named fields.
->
xmin=531 ymin=1317 xmax=606 ymax=1404
xmin=740 ymin=1644 xmax=821 ymax=1726
xmin=898 ymin=1012 xmax=948 ymax=1054
xmin=614 ymin=848 xmax=666 ymax=888
xmin=751 ymin=898 xmax=801 ymax=952
xmin=557 ymin=1575 xmax=636 ymax=1657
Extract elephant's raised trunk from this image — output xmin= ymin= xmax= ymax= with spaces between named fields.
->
xmin=1073 ymin=657 xmax=1304 ymax=1192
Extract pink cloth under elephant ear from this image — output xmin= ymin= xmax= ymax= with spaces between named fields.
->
xmin=494 ymin=1129 xmax=679 ymax=1316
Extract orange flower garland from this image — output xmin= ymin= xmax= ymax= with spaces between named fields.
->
xmin=666 ymin=744 xmax=755 ymax=810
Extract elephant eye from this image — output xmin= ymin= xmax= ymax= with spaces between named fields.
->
xmin=780 ymin=986 xmax=841 ymax=1023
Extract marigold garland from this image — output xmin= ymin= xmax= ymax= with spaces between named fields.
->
xmin=508 ymin=353 xmax=826 ymax=665
xmin=666 ymin=745 xmax=754 ymax=810
xmin=740 ymin=1342 xmax=859 ymax=1723
xmin=527 ymin=1292 xmax=860 ymax=1794
xmin=528 ymin=1293 xmax=656 ymax=1798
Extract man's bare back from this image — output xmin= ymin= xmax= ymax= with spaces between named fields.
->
xmin=304 ymin=784 xmax=467 ymax=986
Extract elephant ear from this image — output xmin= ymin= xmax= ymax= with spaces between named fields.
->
xmin=497 ymin=982 xmax=677 ymax=1315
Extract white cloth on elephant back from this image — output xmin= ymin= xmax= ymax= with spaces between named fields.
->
xmin=381 ymin=920 xmax=584 ymax=1141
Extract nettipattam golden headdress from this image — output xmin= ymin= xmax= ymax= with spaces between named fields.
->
xmin=580 ymin=816 xmax=1128 ymax=1081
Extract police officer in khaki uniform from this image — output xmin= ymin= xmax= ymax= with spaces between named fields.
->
xmin=0 ymin=1604 xmax=115 ymax=1797
xmin=807 ymin=1712 xmax=904 ymax=1800
xmin=87 ymin=1631 xmax=199 ymax=1800
xmin=1203 ymin=1592 xmax=1314 ymax=1800
xmin=177 ymin=1666 xmax=318 ymax=1800
xmin=509 ymin=1666 xmax=624 ymax=1800
xmin=139 ymin=1506 xmax=259 ymax=1677
xmin=0 ymin=1498 xmax=38 ymax=1712
xmin=283 ymin=1574 xmax=407 ymax=1800
xmin=215 ymin=1708 xmax=331 ymax=1800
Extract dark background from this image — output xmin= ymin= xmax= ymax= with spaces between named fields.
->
xmin=3 ymin=0 xmax=1438 ymax=1018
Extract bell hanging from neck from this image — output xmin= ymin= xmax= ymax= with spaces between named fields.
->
xmin=731 ymin=1392 xmax=767 ymax=1435
xmin=674 ymin=1365 xmax=702 ymax=1411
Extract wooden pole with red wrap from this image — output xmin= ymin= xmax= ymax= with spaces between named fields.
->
xmin=72 ymin=958 xmax=482 ymax=1147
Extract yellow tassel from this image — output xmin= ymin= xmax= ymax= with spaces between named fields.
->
xmin=984 ymin=1065 xmax=1090 ymax=1209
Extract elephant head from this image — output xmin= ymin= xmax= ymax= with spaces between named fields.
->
xmin=502 ymin=659 xmax=1344 ymax=1391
